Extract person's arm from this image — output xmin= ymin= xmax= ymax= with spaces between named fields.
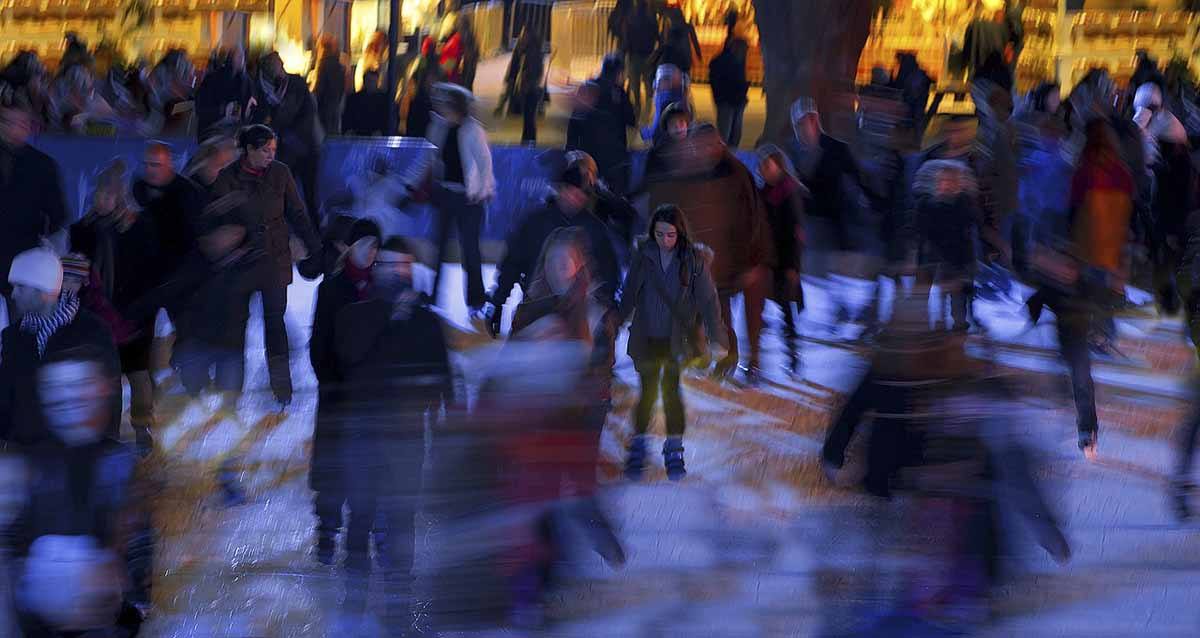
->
xmin=617 ymin=251 xmax=642 ymax=324
xmin=309 ymin=281 xmax=340 ymax=384
xmin=280 ymin=166 xmax=322 ymax=254
xmin=590 ymin=219 xmax=622 ymax=308
xmin=694 ymin=255 xmax=728 ymax=351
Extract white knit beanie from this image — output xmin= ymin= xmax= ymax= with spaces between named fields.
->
xmin=8 ymin=248 xmax=63 ymax=295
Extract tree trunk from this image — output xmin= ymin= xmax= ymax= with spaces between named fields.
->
xmin=752 ymin=0 xmax=874 ymax=145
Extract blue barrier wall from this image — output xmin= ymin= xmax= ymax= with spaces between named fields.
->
xmin=33 ymin=135 xmax=764 ymax=243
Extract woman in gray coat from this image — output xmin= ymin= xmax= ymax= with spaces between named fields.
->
xmin=617 ymin=204 xmax=726 ymax=481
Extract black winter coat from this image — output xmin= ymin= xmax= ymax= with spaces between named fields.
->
xmin=313 ymin=56 xmax=347 ymax=136
xmin=788 ymin=134 xmax=877 ymax=250
xmin=248 ymin=73 xmax=321 ymax=166
xmin=69 ymin=212 xmax=162 ymax=311
xmin=0 ymin=309 xmax=121 ymax=446
xmin=194 ymin=65 xmax=252 ymax=140
xmin=493 ymin=200 xmax=622 ymax=308
xmin=0 ymin=143 xmax=68 ymax=294
xmin=132 ymin=174 xmax=206 ymax=278
xmin=307 ymin=268 xmax=365 ymax=494
xmin=566 ymin=78 xmax=637 ymax=178
xmin=708 ymin=42 xmax=749 ymax=107
xmin=209 ymin=160 xmax=322 ymax=288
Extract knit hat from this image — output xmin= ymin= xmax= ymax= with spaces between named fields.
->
xmin=790 ymin=96 xmax=818 ymax=123
xmin=60 ymin=253 xmax=91 ymax=281
xmin=8 ymin=248 xmax=63 ymax=295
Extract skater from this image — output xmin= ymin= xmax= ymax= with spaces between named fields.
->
xmin=329 ymin=235 xmax=453 ymax=630
xmin=616 ymin=205 xmax=727 ymax=481
xmin=756 ymin=145 xmax=806 ymax=376
xmin=308 ymin=218 xmax=383 ymax=567
xmin=0 ymin=248 xmax=120 ymax=446
xmin=912 ymin=159 xmax=982 ymax=331
xmin=7 ymin=343 xmax=149 ymax=636
xmin=487 ymin=157 xmax=621 ymax=338
xmin=70 ymin=160 xmax=163 ymax=454
xmin=405 ymin=83 xmax=495 ymax=314
xmin=208 ymin=124 xmax=323 ymax=410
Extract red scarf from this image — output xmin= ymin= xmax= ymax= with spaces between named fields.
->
xmin=764 ymin=174 xmax=801 ymax=207
xmin=240 ymin=161 xmax=266 ymax=178
xmin=344 ymin=260 xmax=373 ymax=300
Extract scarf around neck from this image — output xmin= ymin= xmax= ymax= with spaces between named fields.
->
xmin=21 ymin=293 xmax=81 ymax=357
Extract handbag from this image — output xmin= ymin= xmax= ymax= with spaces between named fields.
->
xmin=645 ymin=265 xmax=709 ymax=368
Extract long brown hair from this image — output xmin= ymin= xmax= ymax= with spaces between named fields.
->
xmin=648 ymin=204 xmax=694 ymax=287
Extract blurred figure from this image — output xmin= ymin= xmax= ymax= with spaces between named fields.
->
xmin=132 ymin=141 xmax=206 ymax=321
xmin=248 ymin=52 xmax=323 ymax=230
xmin=617 ymin=204 xmax=727 ymax=481
xmin=1 ymin=52 xmax=51 ymax=125
xmin=890 ymin=52 xmax=932 ymax=135
xmin=346 ymin=31 xmax=390 ymax=135
xmin=562 ymin=150 xmax=638 ymax=269
xmin=652 ymin=7 xmax=702 ymax=81
xmin=0 ymin=248 xmax=120 ymax=446
xmin=708 ymin=30 xmax=749 ymax=148
xmin=70 ymin=160 xmax=162 ymax=455
xmin=821 ymin=297 xmax=1070 ymax=635
xmin=913 ymin=159 xmax=981 ymax=331
xmin=146 ymin=50 xmax=196 ymax=137
xmin=1171 ymin=377 xmax=1200 ymax=520
xmin=649 ymin=123 xmax=771 ymax=382
xmin=499 ymin=27 xmax=545 ymax=144
xmin=7 ymin=344 xmax=147 ymax=637
xmin=487 ymin=156 xmax=622 ymax=338
xmin=501 ymin=227 xmax=626 ymax=625
xmin=1026 ymin=119 xmax=1133 ymax=458
xmin=328 ymin=235 xmax=453 ymax=630
xmin=423 ymin=12 xmax=467 ymax=85
xmin=641 ymin=100 xmax=692 ymax=182
xmin=195 ymin=47 xmax=251 ymax=140
xmin=1134 ymin=82 xmax=1199 ymax=354
xmin=313 ymin=34 xmax=347 ymax=136
xmin=0 ymin=100 xmax=68 ymax=299
xmin=405 ymin=83 xmax=495 ymax=313
xmin=623 ymin=0 xmax=660 ymax=121
xmin=642 ymin=63 xmax=687 ymax=142
xmin=308 ymin=218 xmax=382 ymax=566
xmin=183 ymin=133 xmax=238 ymax=189
xmin=208 ymin=124 xmax=323 ymax=410
xmin=566 ymin=53 xmax=637 ymax=195
xmin=788 ymin=97 xmax=881 ymax=331
xmin=756 ymin=145 xmax=806 ymax=376
xmin=46 ymin=65 xmax=115 ymax=134
xmin=458 ymin=13 xmax=482 ymax=92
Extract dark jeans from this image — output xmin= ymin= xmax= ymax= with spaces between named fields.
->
xmin=431 ymin=186 xmax=486 ymax=308
xmin=715 ymin=102 xmax=746 ymax=148
xmin=259 ymin=284 xmax=292 ymax=403
xmin=520 ymin=88 xmax=541 ymax=144
xmin=634 ymin=339 xmax=685 ymax=436
xmin=175 ymin=341 xmax=245 ymax=396
xmin=315 ymin=430 xmax=425 ymax=624
xmin=1053 ymin=301 xmax=1098 ymax=436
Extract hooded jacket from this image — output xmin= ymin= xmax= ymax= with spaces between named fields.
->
xmin=618 ymin=239 xmax=726 ymax=363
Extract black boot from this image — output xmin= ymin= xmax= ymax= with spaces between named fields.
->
xmin=1170 ymin=478 xmax=1193 ymax=522
xmin=663 ymin=437 xmax=686 ymax=481
xmin=624 ymin=435 xmax=647 ymax=481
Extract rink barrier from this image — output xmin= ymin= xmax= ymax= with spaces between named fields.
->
xmin=32 ymin=134 xmax=765 ymax=242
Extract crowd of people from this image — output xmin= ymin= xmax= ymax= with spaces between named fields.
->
xmin=1 ymin=10 xmax=1200 ymax=635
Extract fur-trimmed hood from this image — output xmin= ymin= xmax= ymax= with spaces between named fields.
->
xmin=633 ymin=236 xmax=714 ymax=267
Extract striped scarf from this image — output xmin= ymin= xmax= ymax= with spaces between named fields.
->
xmin=20 ymin=293 xmax=81 ymax=358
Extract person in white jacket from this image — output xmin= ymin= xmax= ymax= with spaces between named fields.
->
xmin=405 ymin=82 xmax=496 ymax=314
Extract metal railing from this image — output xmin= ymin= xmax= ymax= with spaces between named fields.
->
xmin=549 ymin=0 xmax=617 ymax=85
